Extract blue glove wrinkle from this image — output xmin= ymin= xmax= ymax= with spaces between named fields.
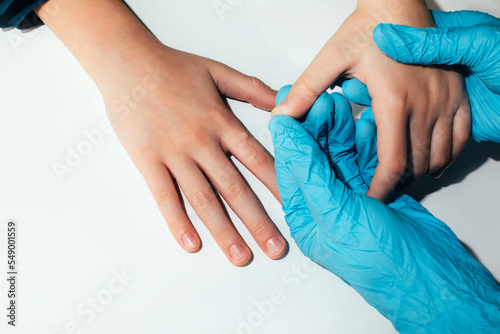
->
xmin=270 ymin=83 xmax=500 ymax=333
xmin=275 ymin=84 xmax=292 ymax=106
xmin=431 ymin=10 xmax=500 ymax=28
xmin=342 ymin=78 xmax=372 ymax=106
xmin=270 ymin=116 xmax=319 ymax=251
xmin=328 ymin=93 xmax=368 ymax=192
xmin=373 ymin=24 xmax=438 ymax=65
xmin=301 ymin=91 xmax=335 ymax=158
xmin=272 ymin=117 xmax=360 ymax=240
xmin=373 ymin=11 xmax=500 ymax=143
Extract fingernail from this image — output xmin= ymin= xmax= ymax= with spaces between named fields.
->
xmin=272 ymin=102 xmax=290 ymax=117
xmin=182 ymin=233 xmax=198 ymax=251
xmin=265 ymin=237 xmax=285 ymax=257
xmin=229 ymin=244 xmax=249 ymax=263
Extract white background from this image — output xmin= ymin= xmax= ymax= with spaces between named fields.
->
xmin=1 ymin=0 xmax=499 ymax=333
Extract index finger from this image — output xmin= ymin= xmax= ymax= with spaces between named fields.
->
xmin=271 ymin=36 xmax=353 ymax=119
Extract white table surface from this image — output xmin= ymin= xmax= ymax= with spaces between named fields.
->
xmin=1 ymin=0 xmax=499 ymax=333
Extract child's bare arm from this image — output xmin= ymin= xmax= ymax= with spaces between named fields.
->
xmin=36 ymin=0 xmax=286 ymax=266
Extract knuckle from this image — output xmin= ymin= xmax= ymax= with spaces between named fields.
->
xmin=454 ymin=129 xmax=470 ymax=147
xmin=379 ymin=92 xmax=407 ymax=112
xmin=209 ymin=106 xmax=232 ymax=127
xmin=249 ymin=219 xmax=270 ymax=238
xmin=385 ymin=157 xmax=407 ymax=178
xmin=453 ymin=134 xmax=469 ymax=154
xmin=215 ymin=228 xmax=235 ymax=245
xmin=295 ymin=76 xmax=319 ymax=99
xmin=183 ymin=128 xmax=213 ymax=149
xmin=249 ymin=76 xmax=267 ymax=91
xmin=138 ymin=145 xmax=159 ymax=161
xmin=432 ymin=154 xmax=450 ymax=169
xmin=413 ymin=164 xmax=428 ymax=178
xmin=237 ymin=129 xmax=251 ymax=143
xmin=226 ymin=182 xmax=247 ymax=201
xmin=191 ymin=190 xmax=214 ymax=210
xmin=251 ymin=149 xmax=273 ymax=171
xmin=156 ymin=188 xmax=176 ymax=204
xmin=167 ymin=215 xmax=189 ymax=230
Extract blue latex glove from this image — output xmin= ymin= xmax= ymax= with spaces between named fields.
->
xmin=270 ymin=85 xmax=500 ymax=333
xmin=343 ymin=10 xmax=500 ymax=143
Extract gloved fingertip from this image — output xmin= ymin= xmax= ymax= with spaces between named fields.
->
xmin=373 ymin=24 xmax=400 ymax=59
xmin=355 ymin=120 xmax=377 ymax=142
xmin=330 ymin=92 xmax=351 ymax=111
xmin=317 ymin=91 xmax=335 ymax=105
xmin=275 ymin=85 xmax=293 ymax=106
xmin=309 ymin=92 xmax=335 ymax=117
xmin=341 ymin=79 xmax=372 ymax=106
xmin=360 ymin=108 xmax=375 ymax=123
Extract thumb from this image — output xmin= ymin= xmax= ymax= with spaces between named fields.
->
xmin=373 ymin=23 xmax=496 ymax=72
xmin=272 ymin=40 xmax=351 ymax=118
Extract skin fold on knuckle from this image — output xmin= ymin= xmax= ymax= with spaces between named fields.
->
xmin=412 ymin=161 xmax=429 ymax=178
xmin=214 ymin=228 xmax=239 ymax=249
xmin=453 ymin=114 xmax=472 ymax=152
xmin=166 ymin=215 xmax=191 ymax=232
xmin=251 ymin=149 xmax=273 ymax=172
xmin=155 ymin=188 xmax=177 ymax=205
xmin=248 ymin=219 xmax=273 ymax=240
xmin=236 ymin=131 xmax=273 ymax=171
xmin=248 ymin=76 xmax=269 ymax=97
xmin=294 ymin=75 xmax=320 ymax=100
xmin=225 ymin=181 xmax=247 ymax=202
xmin=136 ymin=145 xmax=161 ymax=163
xmin=191 ymin=189 xmax=215 ymax=211
xmin=431 ymin=154 xmax=450 ymax=171
xmin=383 ymin=156 xmax=407 ymax=180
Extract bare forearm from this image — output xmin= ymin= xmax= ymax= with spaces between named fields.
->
xmin=36 ymin=0 xmax=163 ymax=91
xmin=356 ymin=0 xmax=434 ymax=27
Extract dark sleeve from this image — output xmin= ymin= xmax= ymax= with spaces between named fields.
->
xmin=0 ymin=0 xmax=48 ymax=30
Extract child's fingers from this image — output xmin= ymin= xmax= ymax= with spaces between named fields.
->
xmin=173 ymin=160 xmax=253 ymax=267
xmin=140 ymin=163 xmax=201 ymax=253
xmin=451 ymin=104 xmax=471 ymax=161
xmin=197 ymin=145 xmax=287 ymax=260
xmin=209 ymin=62 xmax=278 ymax=111
xmin=271 ymin=38 xmax=352 ymax=119
xmin=222 ymin=123 xmax=281 ymax=202
xmin=408 ymin=111 xmax=433 ymax=179
xmin=429 ymin=116 xmax=453 ymax=175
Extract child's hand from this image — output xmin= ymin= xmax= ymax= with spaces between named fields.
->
xmin=105 ymin=47 xmax=286 ymax=266
xmin=37 ymin=0 xmax=286 ymax=266
xmin=272 ymin=0 xmax=471 ymax=202
xmin=373 ymin=10 xmax=500 ymax=144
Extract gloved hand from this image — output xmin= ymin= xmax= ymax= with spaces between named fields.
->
xmin=343 ymin=10 xmax=500 ymax=143
xmin=270 ymin=85 xmax=500 ymax=333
